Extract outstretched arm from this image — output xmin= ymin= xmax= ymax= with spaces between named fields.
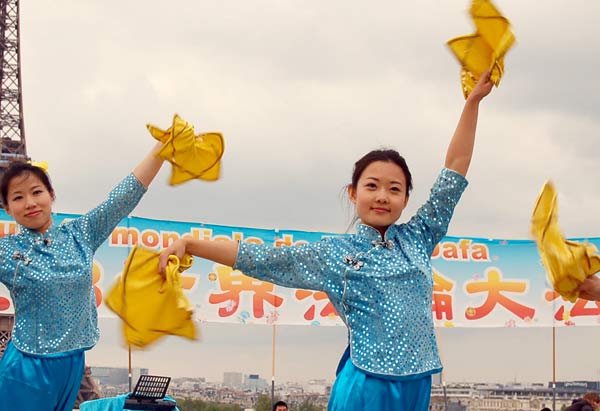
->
xmin=445 ymin=71 xmax=494 ymax=177
xmin=159 ymin=238 xmax=238 ymax=273
xmin=159 ymin=236 xmax=334 ymax=292
xmin=76 ymin=142 xmax=167 ymax=251
xmin=133 ymin=142 xmax=165 ymax=188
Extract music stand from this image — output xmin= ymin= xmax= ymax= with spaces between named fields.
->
xmin=124 ymin=375 xmax=176 ymax=410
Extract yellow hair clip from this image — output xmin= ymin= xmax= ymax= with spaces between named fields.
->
xmin=28 ymin=160 xmax=49 ymax=172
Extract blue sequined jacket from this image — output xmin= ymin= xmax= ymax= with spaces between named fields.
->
xmin=234 ymin=168 xmax=468 ymax=379
xmin=0 ymin=174 xmax=146 ymax=356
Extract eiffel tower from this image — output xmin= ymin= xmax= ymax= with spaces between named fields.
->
xmin=0 ymin=0 xmax=25 ymax=358
xmin=0 ymin=0 xmax=28 ymax=174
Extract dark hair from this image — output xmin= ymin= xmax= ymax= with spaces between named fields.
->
xmin=350 ymin=149 xmax=412 ymax=196
xmin=273 ymin=401 xmax=288 ymax=411
xmin=0 ymin=162 xmax=54 ymax=205
xmin=584 ymin=392 xmax=600 ymax=404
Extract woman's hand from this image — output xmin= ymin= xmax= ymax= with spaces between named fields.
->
xmin=158 ymin=238 xmax=188 ymax=275
xmin=578 ymin=275 xmax=600 ymax=301
xmin=467 ymin=70 xmax=494 ymax=103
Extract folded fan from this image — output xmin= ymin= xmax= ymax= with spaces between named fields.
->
xmin=148 ymin=114 xmax=224 ymax=185
xmin=531 ymin=181 xmax=600 ymax=302
xmin=106 ymin=246 xmax=198 ymax=347
xmin=447 ymin=0 xmax=515 ymax=98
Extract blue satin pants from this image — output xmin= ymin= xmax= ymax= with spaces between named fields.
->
xmin=0 ymin=341 xmax=85 ymax=411
xmin=328 ymin=354 xmax=432 ymax=411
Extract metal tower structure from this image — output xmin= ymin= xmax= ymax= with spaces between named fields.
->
xmin=0 ymin=0 xmax=28 ymax=172
xmin=0 ymin=313 xmax=14 ymax=357
xmin=0 ymin=0 xmax=25 ymax=357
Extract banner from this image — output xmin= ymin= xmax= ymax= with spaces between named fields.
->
xmin=1 ymin=210 xmax=599 ymax=328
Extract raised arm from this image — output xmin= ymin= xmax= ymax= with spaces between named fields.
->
xmin=444 ymin=71 xmax=493 ymax=177
xmin=133 ymin=142 xmax=165 ymax=188
xmin=76 ymin=142 xmax=166 ymax=250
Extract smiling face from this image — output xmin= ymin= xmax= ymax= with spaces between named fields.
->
xmin=4 ymin=172 xmax=55 ymax=233
xmin=348 ymin=160 xmax=409 ymax=237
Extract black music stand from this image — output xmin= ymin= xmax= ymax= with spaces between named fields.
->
xmin=124 ymin=375 xmax=176 ymax=411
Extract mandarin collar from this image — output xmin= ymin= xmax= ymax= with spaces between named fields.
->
xmin=355 ymin=223 xmax=392 ymax=242
xmin=18 ymin=222 xmax=57 ymax=241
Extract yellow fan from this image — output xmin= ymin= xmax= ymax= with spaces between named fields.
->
xmin=531 ymin=181 xmax=600 ymax=302
xmin=447 ymin=0 xmax=515 ymax=98
xmin=106 ymin=246 xmax=198 ymax=347
xmin=148 ymin=114 xmax=225 ymax=185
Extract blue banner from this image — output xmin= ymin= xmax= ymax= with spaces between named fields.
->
xmin=1 ymin=210 xmax=599 ymax=328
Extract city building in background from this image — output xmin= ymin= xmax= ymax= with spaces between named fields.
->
xmin=243 ymin=374 xmax=268 ymax=392
xmin=90 ymin=366 xmax=149 ymax=387
xmin=223 ymin=372 xmax=243 ymax=389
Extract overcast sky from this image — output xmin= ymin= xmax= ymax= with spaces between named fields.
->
xmin=16 ymin=0 xmax=600 ymax=385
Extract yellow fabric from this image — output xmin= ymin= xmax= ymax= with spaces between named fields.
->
xmin=105 ymin=246 xmax=198 ymax=347
xmin=531 ymin=181 xmax=600 ymax=302
xmin=447 ymin=0 xmax=515 ymax=98
xmin=147 ymin=114 xmax=225 ymax=185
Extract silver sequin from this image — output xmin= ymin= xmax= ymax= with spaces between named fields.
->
xmin=234 ymin=168 xmax=468 ymax=379
xmin=0 ymin=174 xmax=146 ymax=356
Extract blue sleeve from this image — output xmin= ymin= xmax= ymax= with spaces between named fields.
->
xmin=233 ymin=238 xmax=337 ymax=292
xmin=0 ymin=237 xmax=14 ymax=286
xmin=0 ymin=257 xmax=7 ymax=286
xmin=404 ymin=168 xmax=468 ymax=255
xmin=73 ymin=174 xmax=147 ymax=251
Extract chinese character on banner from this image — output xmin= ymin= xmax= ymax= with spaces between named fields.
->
xmin=432 ymin=269 xmax=455 ymax=321
xmin=465 ymin=267 xmax=535 ymax=321
xmin=294 ymin=290 xmax=338 ymax=321
xmin=208 ymin=265 xmax=284 ymax=318
xmin=92 ymin=262 xmax=103 ymax=307
xmin=545 ymin=290 xmax=600 ymax=324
